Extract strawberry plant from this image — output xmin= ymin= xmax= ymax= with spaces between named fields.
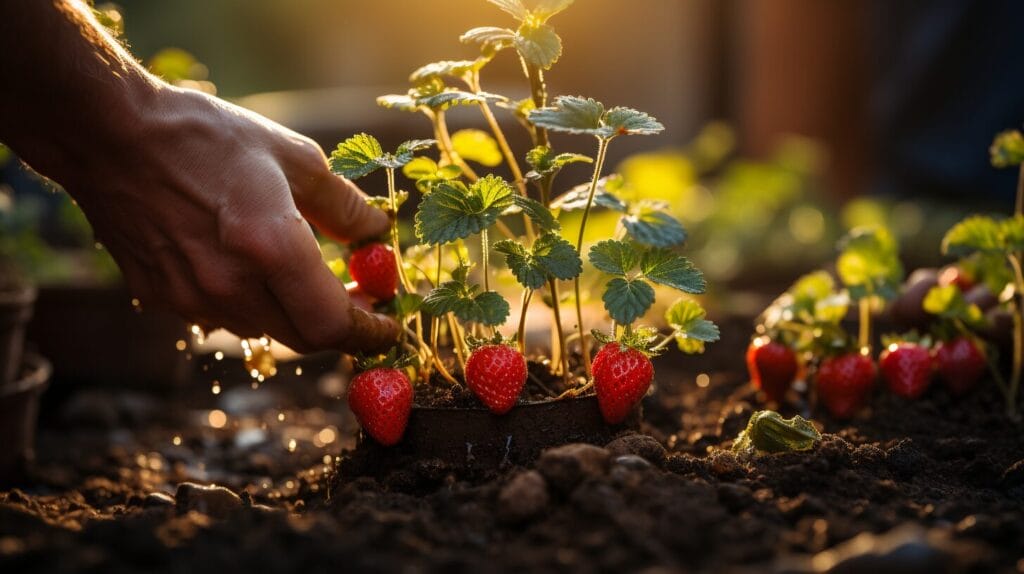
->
xmin=325 ymin=0 xmax=718 ymax=443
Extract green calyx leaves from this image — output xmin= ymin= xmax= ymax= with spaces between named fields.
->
xmin=942 ymin=215 xmax=1024 ymax=258
xmin=664 ymin=298 xmax=720 ymax=354
xmin=528 ymin=96 xmax=664 ymax=138
xmin=589 ymin=239 xmax=705 ymax=324
xmin=414 ymin=175 xmax=516 ymax=245
xmin=329 ymin=134 xmax=435 ymax=180
xmin=422 ymin=268 xmax=510 ymax=327
xmin=836 ymin=226 xmax=903 ymax=301
xmin=525 ymin=145 xmax=592 ymax=180
xmin=732 ymin=410 xmax=821 ymax=457
xmin=494 ymin=232 xmax=582 ymax=289
xmin=990 ymin=130 xmax=1024 ymax=168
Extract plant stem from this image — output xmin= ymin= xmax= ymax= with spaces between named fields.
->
xmin=481 ymin=228 xmax=490 ymax=292
xmin=433 ymin=110 xmax=479 ymax=181
xmin=1006 ymin=253 xmax=1024 ymax=417
xmin=523 ymin=59 xmax=549 ymax=147
xmin=387 ymin=168 xmax=426 ymax=354
xmin=857 ymin=297 xmax=871 ymax=352
xmin=517 ymin=289 xmax=533 ymax=353
xmin=446 ymin=313 xmax=468 ymax=374
xmin=548 ymin=278 xmax=570 ymax=378
xmin=573 ymin=137 xmax=612 ymax=379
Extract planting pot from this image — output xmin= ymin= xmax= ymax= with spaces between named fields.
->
xmin=350 ymin=395 xmax=640 ymax=473
xmin=0 ymin=353 xmax=50 ymax=484
xmin=27 ymin=285 xmax=190 ymax=387
xmin=0 ymin=284 xmax=36 ymax=387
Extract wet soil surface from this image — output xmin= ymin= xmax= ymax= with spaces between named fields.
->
xmin=1 ymin=336 xmax=1023 ymax=573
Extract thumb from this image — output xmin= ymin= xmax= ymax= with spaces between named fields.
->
xmin=297 ymin=173 xmax=390 ymax=243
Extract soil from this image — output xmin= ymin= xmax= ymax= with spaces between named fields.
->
xmin=1 ymin=331 xmax=1022 ymax=573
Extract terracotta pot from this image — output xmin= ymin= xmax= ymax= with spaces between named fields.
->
xmin=0 ymin=353 xmax=50 ymax=484
xmin=349 ymin=395 xmax=640 ymax=473
xmin=0 ymin=284 xmax=36 ymax=387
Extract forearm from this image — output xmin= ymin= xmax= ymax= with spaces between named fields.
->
xmin=0 ymin=0 xmax=161 ymax=185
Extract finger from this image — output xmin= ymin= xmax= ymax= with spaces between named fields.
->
xmin=264 ymin=220 xmax=399 ymax=353
xmin=294 ymin=173 xmax=390 ymax=243
xmin=102 ymin=239 xmax=156 ymax=307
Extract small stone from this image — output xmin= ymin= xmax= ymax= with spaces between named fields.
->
xmin=536 ymin=443 xmax=610 ymax=492
xmin=806 ymin=524 xmax=991 ymax=574
xmin=612 ymin=454 xmax=652 ymax=471
xmin=605 ymin=434 xmax=666 ymax=465
xmin=143 ymin=492 xmax=175 ymax=508
xmin=497 ymin=470 xmax=549 ymax=523
xmin=716 ymin=483 xmax=753 ymax=512
xmin=175 ymin=482 xmax=242 ymax=519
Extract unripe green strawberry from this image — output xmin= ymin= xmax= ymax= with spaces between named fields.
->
xmin=592 ymin=342 xmax=654 ymax=424
xmin=817 ymin=352 xmax=875 ymax=419
xmin=348 ymin=367 xmax=412 ymax=446
xmin=746 ymin=337 xmax=798 ymax=403
xmin=464 ymin=344 xmax=527 ymax=414
xmin=349 ymin=243 xmax=398 ymax=301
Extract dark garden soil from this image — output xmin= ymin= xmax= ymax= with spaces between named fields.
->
xmin=1 ymin=327 xmax=1022 ymax=573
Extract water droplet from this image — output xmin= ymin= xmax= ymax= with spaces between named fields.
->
xmin=208 ymin=409 xmax=227 ymax=428
xmin=287 ymin=439 xmax=297 ymax=452
xmin=214 ymin=351 xmax=224 ymax=361
xmin=172 ymin=435 xmax=182 ymax=446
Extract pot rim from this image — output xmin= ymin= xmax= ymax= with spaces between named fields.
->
xmin=1 ymin=353 xmax=51 ymax=398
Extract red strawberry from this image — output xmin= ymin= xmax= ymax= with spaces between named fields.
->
xmin=938 ymin=265 xmax=975 ymax=292
xmin=816 ymin=352 xmax=876 ymax=419
xmin=349 ymin=243 xmax=398 ymax=301
xmin=464 ymin=344 xmax=527 ymax=414
xmin=592 ymin=342 xmax=654 ymax=424
xmin=880 ymin=342 xmax=933 ymax=399
xmin=746 ymin=337 xmax=798 ymax=402
xmin=935 ymin=337 xmax=986 ymax=396
xmin=347 ymin=367 xmax=412 ymax=446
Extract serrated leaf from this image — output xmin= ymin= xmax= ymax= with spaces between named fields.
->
xmin=528 ymin=95 xmax=604 ymax=134
xmin=531 ymin=0 xmax=575 ymax=20
xmin=990 ymin=130 xmax=1024 ymax=168
xmin=495 ymin=233 xmax=581 ymax=289
xmin=465 ymin=291 xmax=511 ymax=326
xmin=640 ymin=249 xmax=705 ymax=293
xmin=589 ymin=239 xmax=639 ymax=276
xmin=602 ymin=277 xmax=655 ymax=324
xmin=486 ymin=0 xmax=528 ymax=20
xmin=665 ymin=298 xmax=719 ymax=354
xmin=623 ymin=203 xmax=687 ymax=247
xmin=515 ymin=23 xmax=562 ymax=70
xmin=512 ymin=194 xmax=560 ymax=231
xmin=329 ymin=133 xmax=384 ymax=180
xmin=394 ymin=293 xmax=423 ymax=320
xmin=424 ymin=279 xmax=509 ymax=326
xmin=525 ymin=145 xmax=591 ymax=179
xmin=837 ymin=226 xmax=903 ymax=299
xmin=364 ymin=191 xmax=408 ymax=211
xmin=600 ymin=107 xmax=665 ymax=137
xmin=451 ymin=129 xmax=502 ymax=167
xmin=551 ymin=176 xmax=628 ymax=212
xmin=377 ymin=94 xmax=419 ymax=112
xmin=409 ymin=60 xmax=480 ymax=85
xmin=403 ymin=156 xmax=440 ymax=180
xmin=414 ymin=176 xmax=515 ymax=245
xmin=416 ymin=90 xmax=506 ymax=111
xmin=790 ymin=270 xmax=835 ymax=304
xmin=374 ymin=139 xmax=435 ymax=169
xmin=460 ymin=26 xmax=517 ymax=51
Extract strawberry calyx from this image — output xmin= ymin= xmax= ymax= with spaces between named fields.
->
xmin=591 ymin=327 xmax=661 ymax=357
xmin=355 ymin=347 xmax=417 ymax=372
xmin=465 ymin=332 xmax=517 ymax=353
xmin=880 ymin=330 xmax=932 ymax=350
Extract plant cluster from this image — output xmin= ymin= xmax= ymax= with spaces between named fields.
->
xmin=327 ymin=0 xmax=719 ymax=445
xmin=748 ymin=128 xmax=1024 ymax=419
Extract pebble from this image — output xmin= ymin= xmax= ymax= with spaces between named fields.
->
xmin=175 ymin=482 xmax=243 ymax=519
xmin=497 ymin=470 xmax=549 ymax=523
xmin=143 ymin=492 xmax=175 ymax=508
xmin=802 ymin=524 xmax=991 ymax=573
xmin=536 ymin=443 xmax=610 ymax=492
xmin=612 ymin=454 xmax=652 ymax=471
xmin=605 ymin=434 xmax=666 ymax=466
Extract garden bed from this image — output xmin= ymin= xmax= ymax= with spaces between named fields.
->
xmin=0 ymin=337 xmax=1020 ymax=573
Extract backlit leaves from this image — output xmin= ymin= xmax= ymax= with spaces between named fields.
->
xmin=422 ymin=278 xmax=510 ymax=326
xmin=515 ymin=23 xmax=562 ymax=69
xmin=664 ymin=298 xmax=720 ymax=354
xmin=942 ymin=215 xmax=1024 ymax=257
xmin=525 ymin=145 xmax=591 ymax=180
xmin=495 ymin=232 xmax=582 ymax=289
xmin=640 ymin=248 xmax=705 ymax=293
xmin=836 ymin=226 xmax=903 ymax=300
xmin=602 ymin=278 xmax=655 ymax=325
xmin=511 ymin=194 xmax=561 ymax=232
xmin=622 ymin=202 xmax=687 ymax=247
xmin=589 ymin=240 xmax=640 ymax=276
xmin=414 ymin=175 xmax=515 ymax=245
xmin=451 ymin=129 xmax=502 ymax=167
xmin=551 ymin=176 xmax=628 ymax=212
xmin=528 ymin=96 xmax=664 ymax=138
xmin=990 ymin=130 xmax=1024 ymax=168
xmin=329 ymin=134 xmax=434 ymax=179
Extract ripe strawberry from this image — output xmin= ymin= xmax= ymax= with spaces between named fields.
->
xmin=816 ymin=352 xmax=876 ymax=419
xmin=349 ymin=243 xmax=398 ymax=301
xmin=347 ymin=367 xmax=412 ymax=446
xmin=938 ymin=265 xmax=975 ymax=292
xmin=746 ymin=337 xmax=798 ymax=402
xmin=592 ymin=342 xmax=654 ymax=424
xmin=464 ymin=344 xmax=527 ymax=414
xmin=935 ymin=337 xmax=986 ymax=396
xmin=879 ymin=342 xmax=933 ymax=399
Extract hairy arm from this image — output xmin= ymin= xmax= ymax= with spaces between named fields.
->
xmin=0 ymin=0 xmax=399 ymax=353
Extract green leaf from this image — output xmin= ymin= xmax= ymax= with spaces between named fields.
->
xmin=602 ymin=277 xmax=655 ymax=325
xmin=551 ymin=176 xmax=627 ymax=212
xmin=375 ymin=139 xmax=435 ymax=169
xmin=942 ymin=216 xmax=1003 ymax=257
xmin=468 ymin=291 xmax=511 ymax=326
xmin=403 ymin=157 xmax=461 ymax=192
xmin=622 ymin=203 xmax=687 ymax=247
xmin=329 ymin=133 xmax=384 ymax=180
xmin=789 ymin=270 xmax=835 ymax=305
xmin=665 ymin=298 xmax=720 ymax=354
xmin=451 ymin=129 xmax=502 ymax=167
xmin=421 ymin=279 xmax=510 ymax=326
xmin=460 ymin=27 xmax=517 ymax=52
xmin=732 ymin=411 xmax=821 ymax=456
xmin=601 ymin=107 xmax=665 ymax=137
xmin=515 ymin=23 xmax=562 ymax=70
xmin=589 ymin=239 xmax=639 ymax=276
xmin=394 ymin=293 xmax=424 ymax=320
xmin=990 ymin=130 xmax=1024 ymax=168
xmin=414 ymin=175 xmax=516 ymax=245
xmin=528 ymin=96 xmax=604 ymax=134
xmin=495 ymin=232 xmax=582 ymax=289
xmin=530 ymin=0 xmax=575 ymax=21
xmin=922 ymin=285 xmax=984 ymax=325
xmin=409 ymin=60 xmax=480 ymax=84
xmin=836 ymin=226 xmax=903 ymax=299
xmin=486 ymin=0 xmax=528 ymax=20
xmin=640 ymin=249 xmax=705 ymax=293
xmin=814 ymin=293 xmax=850 ymax=324
xmin=511 ymin=194 xmax=560 ymax=232
xmin=364 ymin=191 xmax=408 ymax=211
xmin=376 ymin=94 xmax=419 ymax=112
xmin=525 ymin=145 xmax=591 ymax=179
